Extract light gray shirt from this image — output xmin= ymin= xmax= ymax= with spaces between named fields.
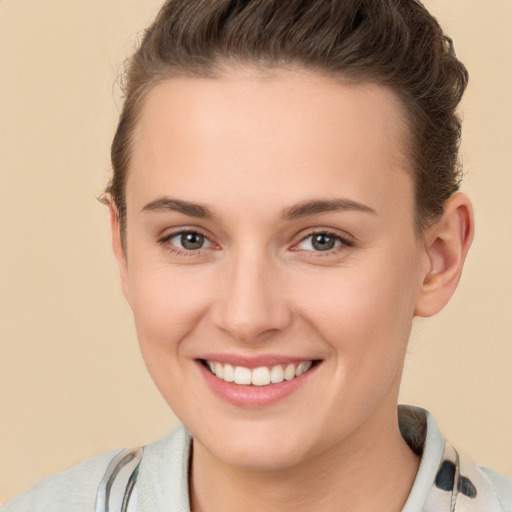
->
xmin=4 ymin=406 xmax=512 ymax=511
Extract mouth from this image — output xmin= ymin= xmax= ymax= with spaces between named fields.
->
xmin=200 ymin=359 xmax=319 ymax=387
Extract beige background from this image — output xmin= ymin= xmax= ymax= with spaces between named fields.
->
xmin=0 ymin=0 xmax=511 ymax=503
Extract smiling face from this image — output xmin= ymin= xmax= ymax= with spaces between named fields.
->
xmin=114 ymin=69 xmax=431 ymax=470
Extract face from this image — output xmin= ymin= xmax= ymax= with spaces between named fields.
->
xmin=116 ymin=69 xmax=430 ymax=470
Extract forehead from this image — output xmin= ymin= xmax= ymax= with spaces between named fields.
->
xmin=127 ymin=69 xmax=413 ymax=219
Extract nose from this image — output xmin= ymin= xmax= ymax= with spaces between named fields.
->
xmin=211 ymin=249 xmax=293 ymax=343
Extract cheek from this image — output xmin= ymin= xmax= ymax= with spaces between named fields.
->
xmin=292 ymin=246 xmax=421 ymax=360
xmin=127 ymin=262 xmax=210 ymax=359
xmin=125 ymin=264 xmax=216 ymax=412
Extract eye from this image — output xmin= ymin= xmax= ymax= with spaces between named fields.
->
xmin=166 ymin=231 xmax=213 ymax=251
xmin=295 ymin=231 xmax=351 ymax=252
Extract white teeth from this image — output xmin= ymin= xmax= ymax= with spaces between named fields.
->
xmin=295 ymin=361 xmax=312 ymax=377
xmin=251 ymin=367 xmax=270 ymax=386
xmin=223 ymin=363 xmax=235 ymax=382
xmin=214 ymin=362 xmax=224 ymax=379
xmin=284 ymin=364 xmax=296 ymax=381
xmin=206 ymin=360 xmax=314 ymax=386
xmin=234 ymin=366 xmax=252 ymax=385
xmin=270 ymin=365 xmax=284 ymax=383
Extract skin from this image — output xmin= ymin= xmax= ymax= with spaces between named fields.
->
xmin=109 ymin=68 xmax=473 ymax=512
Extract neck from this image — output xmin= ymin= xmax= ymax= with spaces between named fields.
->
xmin=189 ymin=404 xmax=420 ymax=512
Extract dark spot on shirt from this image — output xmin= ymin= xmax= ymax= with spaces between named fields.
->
xmin=436 ymin=461 xmax=456 ymax=491
xmin=458 ymin=476 xmax=478 ymax=498
xmin=435 ymin=460 xmax=477 ymax=499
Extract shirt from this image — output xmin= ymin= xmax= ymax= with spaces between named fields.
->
xmin=4 ymin=405 xmax=512 ymax=511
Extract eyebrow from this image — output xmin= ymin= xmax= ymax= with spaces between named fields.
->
xmin=280 ymin=198 xmax=376 ymax=220
xmin=142 ymin=198 xmax=214 ymax=219
xmin=141 ymin=197 xmax=376 ymax=221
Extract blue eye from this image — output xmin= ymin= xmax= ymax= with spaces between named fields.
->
xmin=168 ymin=231 xmax=213 ymax=251
xmin=297 ymin=232 xmax=349 ymax=252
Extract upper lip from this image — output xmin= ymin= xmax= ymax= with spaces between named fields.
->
xmin=197 ymin=353 xmax=320 ymax=369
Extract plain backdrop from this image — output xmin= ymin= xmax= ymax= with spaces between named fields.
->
xmin=1 ymin=0 xmax=511 ymax=503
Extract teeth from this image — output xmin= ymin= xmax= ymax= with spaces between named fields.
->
xmin=205 ymin=360 xmax=314 ymax=386
xmin=223 ymin=363 xmax=235 ymax=382
xmin=295 ymin=361 xmax=312 ymax=377
xmin=214 ymin=362 xmax=224 ymax=379
xmin=270 ymin=365 xmax=284 ymax=384
xmin=251 ymin=367 xmax=270 ymax=386
xmin=234 ymin=366 xmax=252 ymax=385
xmin=284 ymin=364 xmax=296 ymax=381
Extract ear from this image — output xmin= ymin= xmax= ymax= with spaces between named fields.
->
xmin=106 ymin=198 xmax=132 ymax=307
xmin=414 ymin=193 xmax=474 ymax=317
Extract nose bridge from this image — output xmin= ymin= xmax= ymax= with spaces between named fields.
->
xmin=213 ymin=244 xmax=291 ymax=342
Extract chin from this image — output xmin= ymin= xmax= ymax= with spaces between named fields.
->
xmin=193 ymin=419 xmax=317 ymax=471
xmin=213 ymin=441 xmax=308 ymax=471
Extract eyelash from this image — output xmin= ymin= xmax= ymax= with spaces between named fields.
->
xmin=158 ymin=229 xmax=215 ymax=257
xmin=293 ymin=230 xmax=353 ymax=256
xmin=158 ymin=229 xmax=353 ymax=257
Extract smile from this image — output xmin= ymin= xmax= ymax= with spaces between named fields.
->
xmin=204 ymin=360 xmax=314 ymax=386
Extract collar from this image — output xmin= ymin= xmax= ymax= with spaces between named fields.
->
xmin=136 ymin=406 xmax=506 ymax=511
xmin=400 ymin=405 xmax=505 ymax=511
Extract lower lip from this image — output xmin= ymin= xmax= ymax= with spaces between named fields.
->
xmin=196 ymin=360 xmax=320 ymax=408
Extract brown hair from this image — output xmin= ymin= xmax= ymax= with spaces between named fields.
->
xmin=107 ymin=0 xmax=468 ymax=241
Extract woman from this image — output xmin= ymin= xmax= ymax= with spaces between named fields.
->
xmin=4 ymin=1 xmax=511 ymax=511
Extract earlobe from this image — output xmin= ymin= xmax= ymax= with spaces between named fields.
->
xmin=414 ymin=193 xmax=474 ymax=317
xmin=106 ymin=198 xmax=132 ymax=306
